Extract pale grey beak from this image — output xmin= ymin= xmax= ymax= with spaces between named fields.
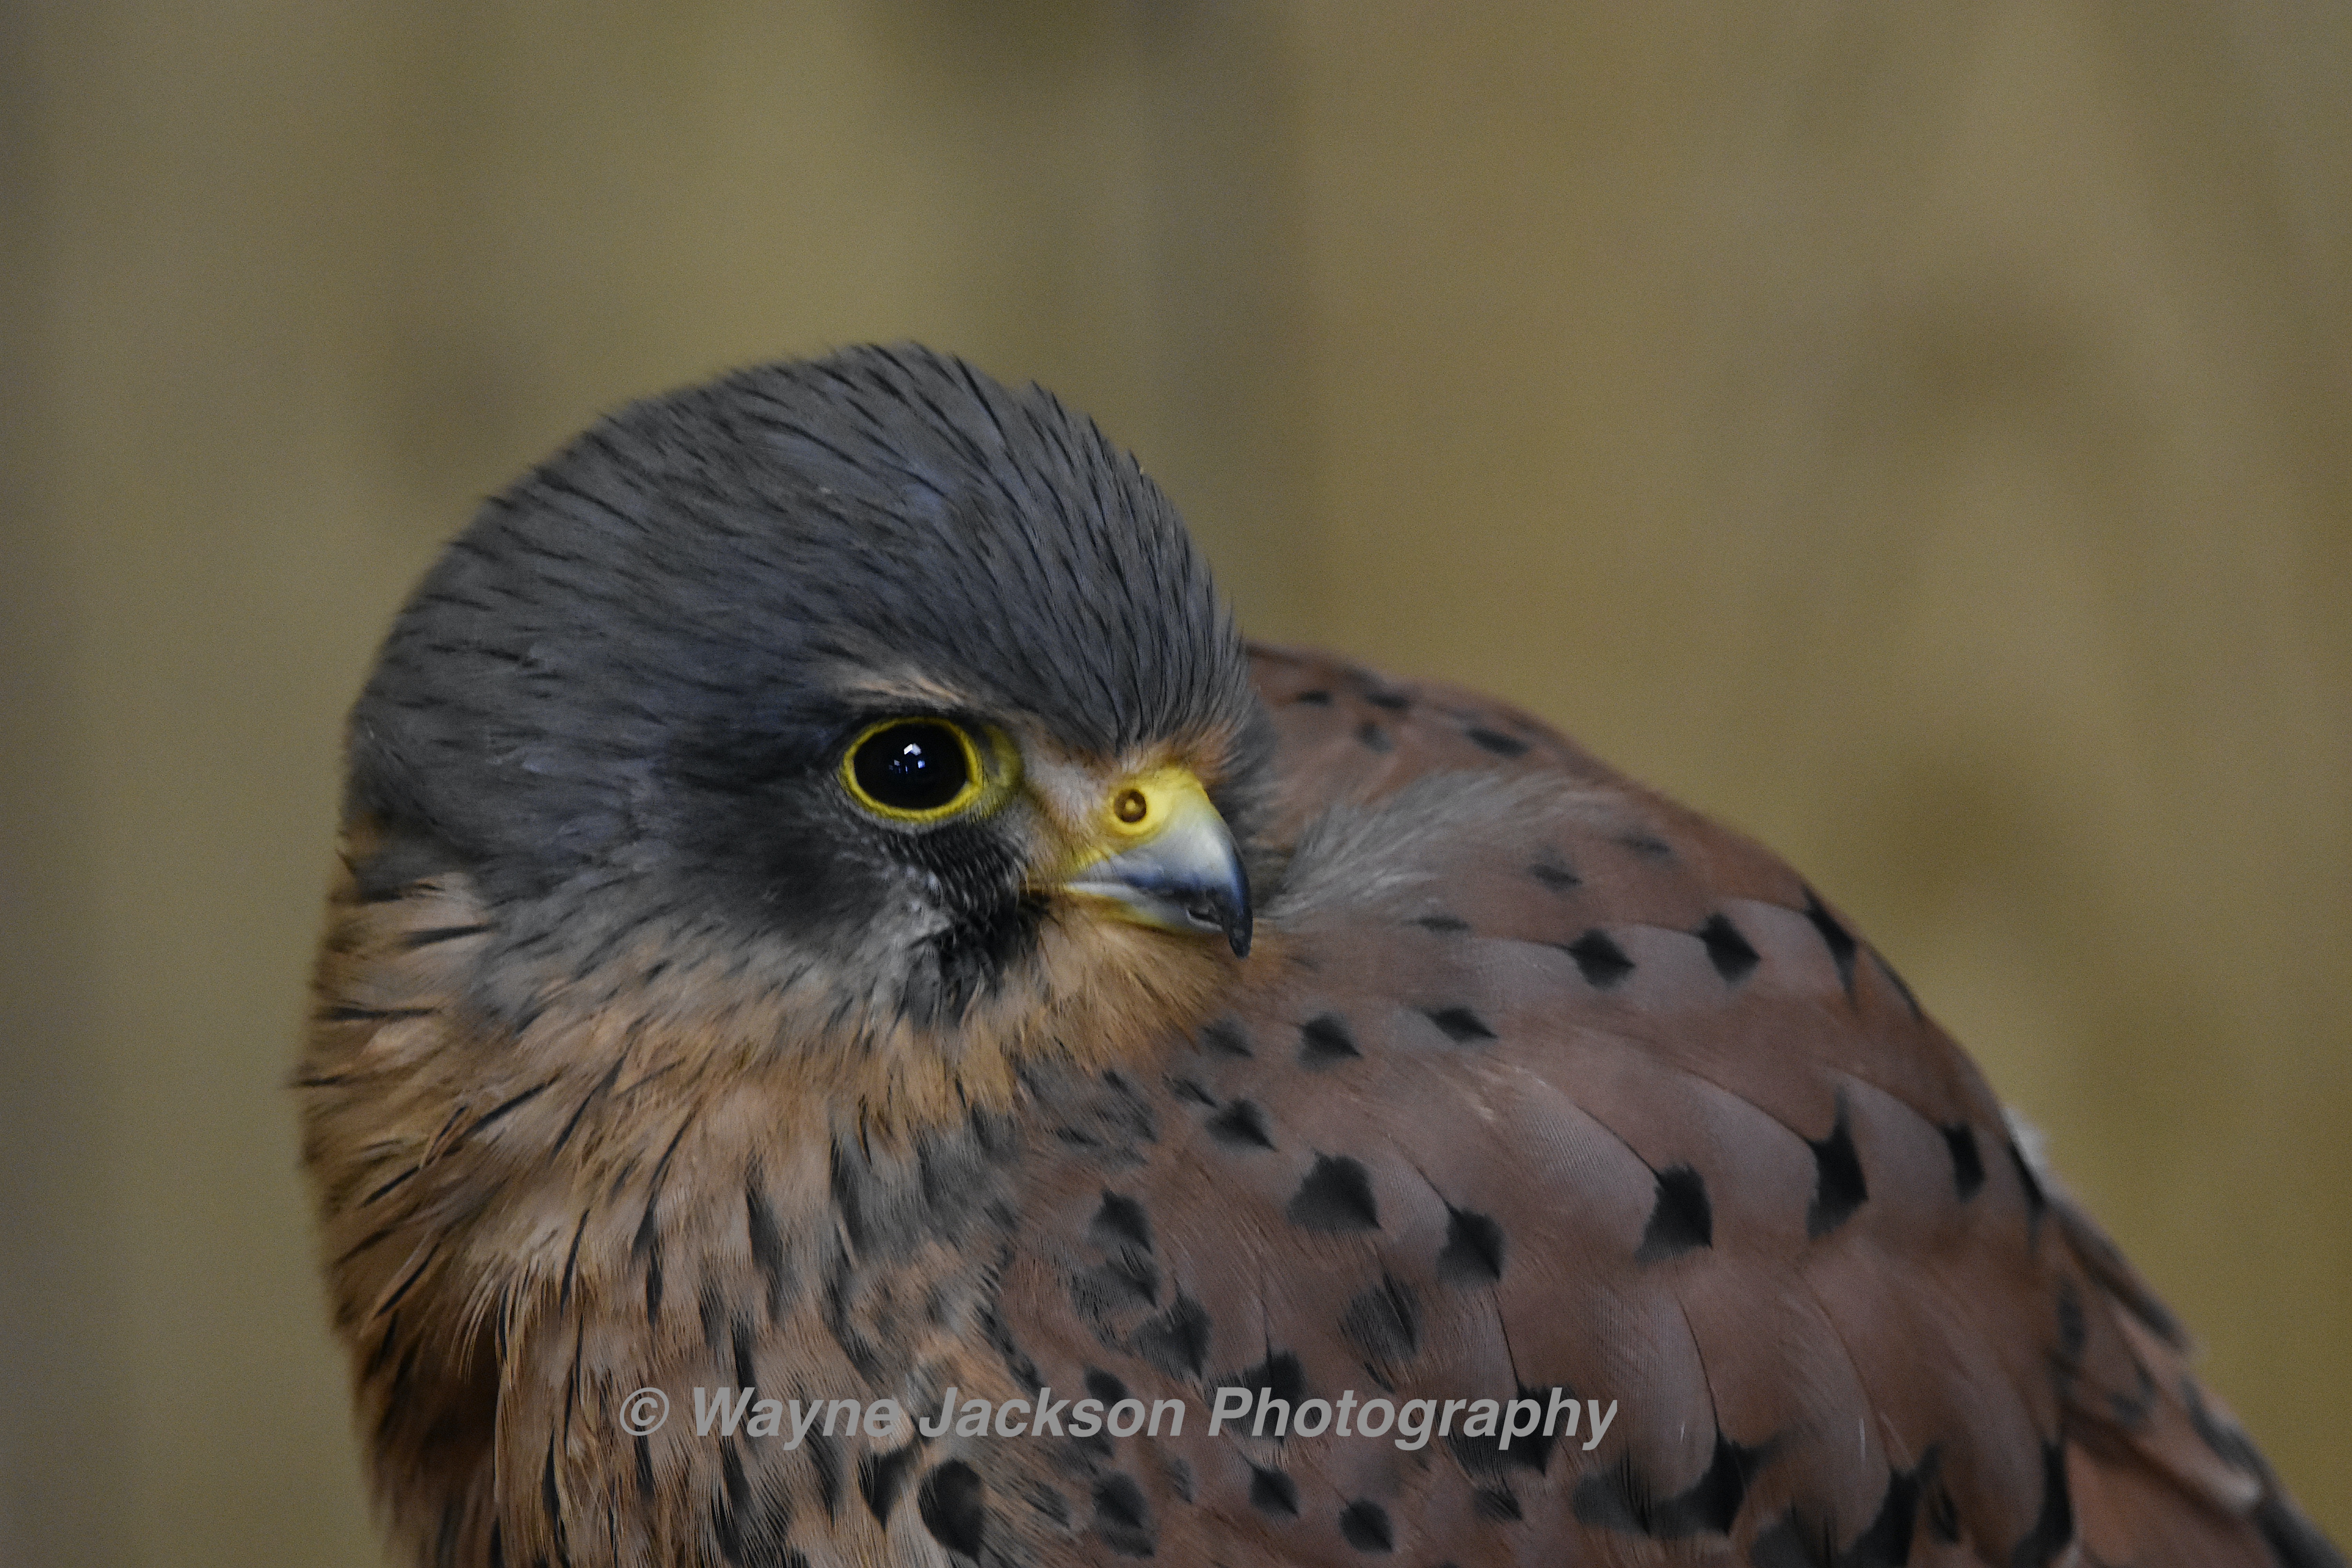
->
xmin=1058 ymin=778 xmax=1253 ymax=956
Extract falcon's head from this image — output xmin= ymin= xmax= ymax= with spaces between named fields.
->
xmin=343 ymin=346 xmax=1270 ymax=1114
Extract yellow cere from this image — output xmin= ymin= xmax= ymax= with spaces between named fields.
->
xmin=1101 ymin=766 xmax=1211 ymax=842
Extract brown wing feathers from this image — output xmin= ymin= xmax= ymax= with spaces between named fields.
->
xmin=968 ymin=646 xmax=2331 ymax=1566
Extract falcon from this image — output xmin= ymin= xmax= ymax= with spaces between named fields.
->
xmin=299 ymin=344 xmax=2339 ymax=1567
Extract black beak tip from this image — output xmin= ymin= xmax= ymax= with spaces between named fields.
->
xmin=1214 ymin=884 xmax=1251 ymax=959
xmin=1220 ymin=858 xmax=1254 ymax=958
xmin=1183 ymin=878 xmax=1253 ymax=959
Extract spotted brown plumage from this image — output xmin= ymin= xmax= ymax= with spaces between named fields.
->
xmin=298 ymin=346 xmax=2339 ymax=1568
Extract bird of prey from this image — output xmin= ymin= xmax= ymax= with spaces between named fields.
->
xmin=299 ymin=345 xmax=2339 ymax=1568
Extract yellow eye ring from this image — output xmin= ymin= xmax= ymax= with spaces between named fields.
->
xmin=840 ymin=718 xmax=996 ymax=824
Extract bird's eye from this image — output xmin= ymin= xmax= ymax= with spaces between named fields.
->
xmin=841 ymin=719 xmax=987 ymax=822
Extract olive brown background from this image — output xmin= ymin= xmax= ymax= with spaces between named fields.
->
xmin=3 ymin=4 xmax=2347 ymax=1561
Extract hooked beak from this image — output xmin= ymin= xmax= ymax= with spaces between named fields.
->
xmin=1053 ymin=767 xmax=1253 ymax=956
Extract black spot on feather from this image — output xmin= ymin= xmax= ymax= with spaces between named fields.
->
xmin=2055 ymin=1275 xmax=2087 ymax=1369
xmin=1229 ymin=1349 xmax=1306 ymax=1410
xmin=1801 ymin=888 xmax=1858 ymax=995
xmin=1573 ymin=1430 xmax=1766 ymax=1538
xmin=1250 ymin=1466 xmax=1299 ymax=1517
xmin=918 ymin=1461 xmax=987 ymax=1560
xmin=2107 ymin=1364 xmax=2156 ymax=1429
xmin=1806 ymin=1100 xmax=1869 ymax=1238
xmin=1298 ymin=1014 xmax=1360 ymax=1067
xmin=2009 ymin=1140 xmax=2048 ymax=1238
xmin=1340 ymin=1275 xmax=1420 ymax=1374
xmin=746 ymin=1171 xmax=790 ymax=1319
xmin=1129 ymin=1294 xmax=1212 ymax=1378
xmin=1168 ymin=1075 xmax=1216 ymax=1106
xmin=1564 ymin=930 xmax=1634 ymax=987
xmin=806 ymin=1430 xmax=843 ymax=1520
xmin=1089 ymin=1191 xmax=1152 ymax=1252
xmin=1092 ymin=1474 xmax=1155 ymax=1557
xmin=2008 ymin=1443 xmax=2073 ymax=1568
xmin=1205 ymin=1098 xmax=1275 ymax=1150
xmin=1425 ymin=1006 xmax=1495 ymax=1044
xmin=710 ymin=1438 xmax=793 ymax=1564
xmin=1843 ymin=1451 xmax=1934 ymax=1568
xmin=321 ymin=1003 xmax=434 ymax=1024
xmin=1446 ymin=1384 xmax=1557 ymax=1477
xmin=1287 ymin=1155 xmax=1380 ymax=1232
xmin=1437 ymin=1206 xmax=1505 ymax=1285
xmin=1074 ymin=1249 xmax=1159 ymax=1314
xmin=634 ymin=1209 xmax=665 ymax=1325
xmin=1942 ymin=1123 xmax=1985 ymax=1201
xmin=728 ymin=1310 xmax=757 ymax=1391
xmin=399 ymin=922 xmax=493 ymax=951
xmin=1339 ymin=1500 xmax=1395 ymax=1552
xmin=1695 ymin=913 xmax=1759 ymax=982
xmin=541 ymin=1445 xmax=568 ymax=1561
xmin=1199 ymin=1018 xmax=1252 ymax=1058
xmin=1637 ymin=1166 xmax=1712 ymax=1261
xmin=860 ymin=1445 xmax=919 ymax=1524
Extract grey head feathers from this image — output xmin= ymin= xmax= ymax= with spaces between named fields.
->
xmin=343 ymin=345 xmax=1265 ymax=990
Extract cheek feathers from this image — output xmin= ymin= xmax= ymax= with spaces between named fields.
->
xmin=312 ymin=826 xmax=1236 ymax=1148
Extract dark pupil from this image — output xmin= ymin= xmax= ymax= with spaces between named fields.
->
xmin=854 ymin=722 xmax=971 ymax=813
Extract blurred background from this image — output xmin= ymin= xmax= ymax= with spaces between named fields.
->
xmin=3 ymin=2 xmax=2346 ymax=1561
